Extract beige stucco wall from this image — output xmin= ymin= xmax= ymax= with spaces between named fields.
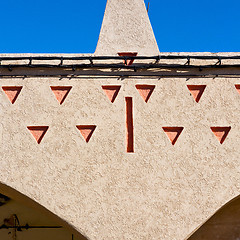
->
xmin=0 ymin=53 xmax=240 ymax=240
xmin=1 ymin=1 xmax=240 ymax=239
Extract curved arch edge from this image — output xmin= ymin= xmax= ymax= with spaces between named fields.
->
xmin=186 ymin=194 xmax=240 ymax=240
xmin=0 ymin=181 xmax=89 ymax=240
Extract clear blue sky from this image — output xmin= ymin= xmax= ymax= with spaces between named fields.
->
xmin=1 ymin=0 xmax=240 ymax=53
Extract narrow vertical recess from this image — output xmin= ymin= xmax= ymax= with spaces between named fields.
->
xmin=126 ymin=97 xmax=134 ymax=153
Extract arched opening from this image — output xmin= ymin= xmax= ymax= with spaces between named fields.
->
xmin=188 ymin=195 xmax=240 ymax=240
xmin=0 ymin=183 xmax=88 ymax=240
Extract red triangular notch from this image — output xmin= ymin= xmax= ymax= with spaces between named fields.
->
xmin=235 ymin=85 xmax=240 ymax=95
xmin=118 ymin=52 xmax=138 ymax=66
xmin=102 ymin=85 xmax=121 ymax=103
xmin=187 ymin=85 xmax=206 ymax=103
xmin=76 ymin=125 xmax=96 ymax=143
xmin=162 ymin=127 xmax=184 ymax=145
xmin=27 ymin=126 xmax=49 ymax=144
xmin=210 ymin=127 xmax=231 ymax=144
xmin=136 ymin=85 xmax=155 ymax=103
xmin=51 ymin=86 xmax=72 ymax=104
xmin=2 ymin=86 xmax=23 ymax=104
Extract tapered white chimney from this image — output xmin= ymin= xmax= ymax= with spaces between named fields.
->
xmin=95 ymin=0 xmax=159 ymax=55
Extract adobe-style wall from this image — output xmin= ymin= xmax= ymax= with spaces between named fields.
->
xmin=1 ymin=1 xmax=240 ymax=240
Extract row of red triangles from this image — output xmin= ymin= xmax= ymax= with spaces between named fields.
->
xmin=27 ymin=125 xmax=231 ymax=145
xmin=163 ymin=127 xmax=231 ymax=145
xmin=28 ymin=126 xmax=96 ymax=144
xmin=1 ymin=85 xmax=154 ymax=104
xmin=3 ymin=85 xmax=240 ymax=104
xmin=1 ymin=86 xmax=72 ymax=104
xmin=102 ymin=85 xmax=155 ymax=103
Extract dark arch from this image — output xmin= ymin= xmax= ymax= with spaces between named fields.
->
xmin=188 ymin=195 xmax=240 ymax=240
xmin=0 ymin=182 xmax=88 ymax=240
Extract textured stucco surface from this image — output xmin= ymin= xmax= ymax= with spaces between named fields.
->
xmin=1 ymin=0 xmax=240 ymax=239
xmin=0 ymin=54 xmax=240 ymax=240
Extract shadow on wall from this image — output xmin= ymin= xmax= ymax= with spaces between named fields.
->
xmin=0 ymin=182 xmax=88 ymax=240
xmin=188 ymin=195 xmax=240 ymax=240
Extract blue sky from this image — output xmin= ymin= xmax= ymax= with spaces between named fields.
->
xmin=0 ymin=0 xmax=239 ymax=53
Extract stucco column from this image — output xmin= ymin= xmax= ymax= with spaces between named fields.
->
xmin=95 ymin=0 xmax=159 ymax=55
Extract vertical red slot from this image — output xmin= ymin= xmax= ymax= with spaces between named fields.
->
xmin=126 ymin=97 xmax=134 ymax=153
